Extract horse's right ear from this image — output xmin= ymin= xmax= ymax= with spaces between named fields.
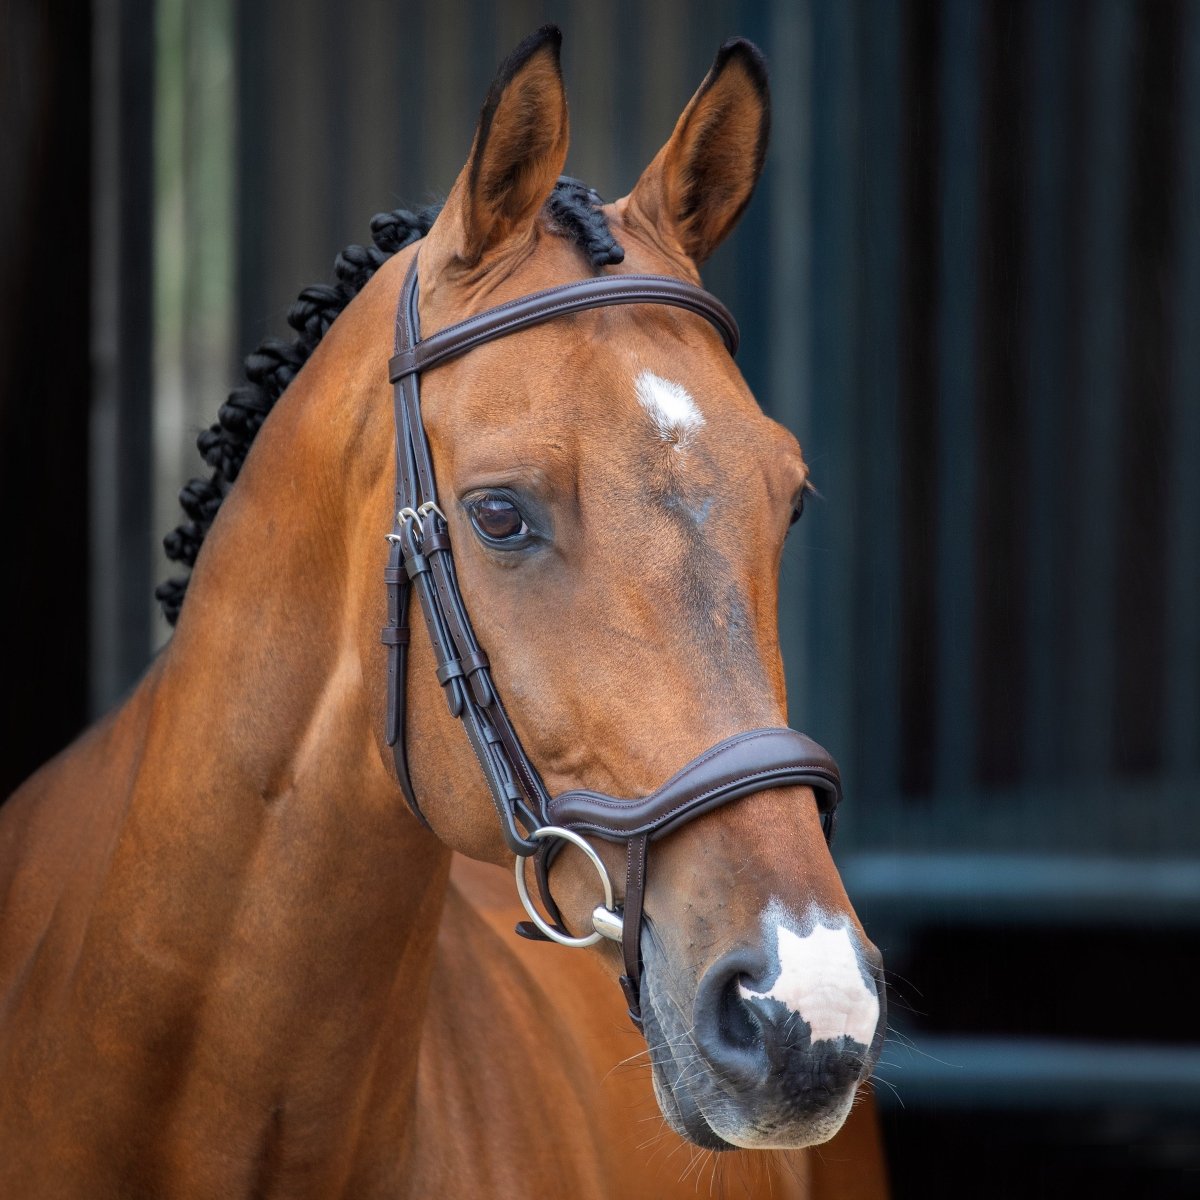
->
xmin=423 ymin=26 xmax=569 ymax=274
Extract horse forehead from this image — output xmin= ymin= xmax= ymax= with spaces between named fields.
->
xmin=443 ymin=340 xmax=768 ymax=463
xmin=424 ymin=301 xmax=795 ymax=502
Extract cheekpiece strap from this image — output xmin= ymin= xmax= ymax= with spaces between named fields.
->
xmin=383 ymin=256 xmax=549 ymax=856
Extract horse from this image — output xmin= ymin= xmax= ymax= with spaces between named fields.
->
xmin=0 ymin=26 xmax=889 ymax=1199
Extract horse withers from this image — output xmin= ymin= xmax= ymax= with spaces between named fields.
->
xmin=0 ymin=25 xmax=888 ymax=1199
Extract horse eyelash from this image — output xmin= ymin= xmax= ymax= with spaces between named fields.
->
xmin=793 ymin=480 xmax=819 ymax=524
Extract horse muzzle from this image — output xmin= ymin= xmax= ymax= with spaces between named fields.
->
xmin=640 ymin=915 xmax=887 ymax=1151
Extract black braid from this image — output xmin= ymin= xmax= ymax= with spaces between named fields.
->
xmin=156 ymin=182 xmax=624 ymax=625
xmin=548 ymin=177 xmax=625 ymax=267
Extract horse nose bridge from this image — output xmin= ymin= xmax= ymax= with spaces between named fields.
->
xmin=578 ymin=552 xmax=784 ymax=719
xmin=614 ymin=776 xmax=850 ymax=987
xmin=649 ymin=778 xmax=842 ymax=898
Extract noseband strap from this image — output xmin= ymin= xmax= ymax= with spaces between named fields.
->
xmin=550 ymin=727 xmax=839 ymax=843
xmin=382 ymin=253 xmax=843 ymax=1028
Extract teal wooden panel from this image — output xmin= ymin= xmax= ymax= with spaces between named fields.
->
xmin=801 ymin=0 xmax=859 ymax=767
xmin=855 ymin=0 xmax=903 ymax=809
xmin=1022 ymin=0 xmax=1071 ymax=783
xmin=1168 ymin=2 xmax=1200 ymax=775
xmin=1067 ymin=0 xmax=1133 ymax=778
xmin=933 ymin=0 xmax=982 ymax=795
xmin=769 ymin=0 xmax=813 ymax=724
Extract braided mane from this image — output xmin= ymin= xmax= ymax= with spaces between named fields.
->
xmin=156 ymin=178 xmax=623 ymax=624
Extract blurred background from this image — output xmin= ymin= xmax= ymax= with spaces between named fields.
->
xmin=3 ymin=0 xmax=1198 ymax=1195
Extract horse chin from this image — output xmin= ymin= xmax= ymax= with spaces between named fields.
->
xmin=649 ymin=1063 xmax=737 ymax=1151
xmin=641 ymin=973 xmax=860 ymax=1153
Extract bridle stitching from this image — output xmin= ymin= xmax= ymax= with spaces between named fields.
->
xmin=396 ymin=272 xmax=731 ymax=353
xmin=554 ymin=766 xmax=840 ymax=830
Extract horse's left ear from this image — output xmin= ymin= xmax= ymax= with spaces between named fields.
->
xmin=424 ymin=25 xmax=569 ymax=274
xmin=624 ymin=38 xmax=770 ymax=266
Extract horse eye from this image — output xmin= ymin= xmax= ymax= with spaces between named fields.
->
xmin=790 ymin=481 xmax=817 ymax=527
xmin=468 ymin=495 xmax=528 ymax=544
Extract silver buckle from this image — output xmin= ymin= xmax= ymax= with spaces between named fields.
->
xmin=387 ymin=503 xmax=440 ymax=546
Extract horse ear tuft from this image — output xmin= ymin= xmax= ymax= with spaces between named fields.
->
xmin=427 ymin=26 xmax=569 ymax=271
xmin=625 ymin=38 xmax=770 ymax=266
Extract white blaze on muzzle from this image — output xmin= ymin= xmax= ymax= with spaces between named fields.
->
xmin=739 ymin=919 xmax=880 ymax=1047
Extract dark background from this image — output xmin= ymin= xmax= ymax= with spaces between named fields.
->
xmin=3 ymin=2 xmax=1198 ymax=1196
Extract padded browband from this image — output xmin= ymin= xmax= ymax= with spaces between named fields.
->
xmin=550 ymin=728 xmax=840 ymax=841
xmin=390 ymin=273 xmax=739 ymax=383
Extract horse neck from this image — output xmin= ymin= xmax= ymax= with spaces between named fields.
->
xmin=2 ymin=252 xmax=450 ymax=1184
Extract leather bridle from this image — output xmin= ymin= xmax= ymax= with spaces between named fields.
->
xmin=382 ymin=253 xmax=843 ymax=1028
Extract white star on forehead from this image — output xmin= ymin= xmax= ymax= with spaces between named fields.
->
xmin=634 ymin=370 xmax=705 ymax=447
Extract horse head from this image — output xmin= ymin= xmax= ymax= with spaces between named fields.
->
xmin=377 ymin=27 xmax=886 ymax=1152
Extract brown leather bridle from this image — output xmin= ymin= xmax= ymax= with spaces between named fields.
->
xmin=382 ymin=254 xmax=842 ymax=1027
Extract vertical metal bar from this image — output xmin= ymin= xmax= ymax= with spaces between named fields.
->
xmin=641 ymin=0 xmax=687 ymax=175
xmin=184 ymin=0 xmax=233 ymax=435
xmin=720 ymin=0 xmax=772 ymax=405
xmin=897 ymin=0 xmax=942 ymax=800
xmin=152 ymin=0 xmax=235 ymax=647
xmin=933 ymin=0 xmax=982 ymax=795
xmin=971 ymin=3 xmax=1027 ymax=793
xmin=344 ymin=0 xmax=396 ymax=215
xmin=234 ymin=0 xmax=261 ymax=358
xmin=771 ymin=0 xmax=812 ymax=729
xmin=91 ymin=0 xmax=156 ymax=714
xmin=394 ymin=3 xmax=425 ymax=201
xmin=803 ymin=0 xmax=859 ymax=766
xmin=613 ymin=0 xmax=644 ymax=190
xmin=238 ymin=1 xmax=325 ymax=325
xmin=278 ymin=3 xmax=325 ymax=303
xmin=566 ymin=0 xmax=617 ymax=196
xmin=1112 ymin=2 xmax=1176 ymax=776
xmin=425 ymin=0 xmax=469 ymax=191
xmin=469 ymin=4 xmax=496 ymax=142
xmin=693 ymin=1 xmax=740 ymax=312
xmin=322 ymin=1 xmax=351 ymax=251
xmin=1069 ymin=0 xmax=1133 ymax=778
xmin=854 ymin=0 xmax=903 ymax=818
xmin=1022 ymin=0 xmax=1070 ymax=782
xmin=1168 ymin=2 xmax=1200 ymax=773
xmin=152 ymin=0 xmax=186 ymax=640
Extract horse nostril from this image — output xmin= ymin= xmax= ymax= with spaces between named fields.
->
xmin=693 ymin=954 xmax=780 ymax=1084
xmin=718 ymin=973 xmax=762 ymax=1053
